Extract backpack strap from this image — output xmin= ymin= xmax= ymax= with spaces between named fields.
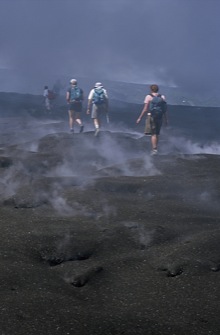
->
xmin=150 ymin=93 xmax=161 ymax=98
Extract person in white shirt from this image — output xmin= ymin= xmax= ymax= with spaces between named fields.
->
xmin=87 ymin=82 xmax=109 ymax=136
xmin=43 ymin=85 xmax=50 ymax=111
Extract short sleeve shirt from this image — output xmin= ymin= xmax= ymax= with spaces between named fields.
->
xmin=144 ymin=93 xmax=166 ymax=104
xmin=88 ymin=88 xmax=108 ymax=100
xmin=43 ymin=89 xmax=48 ymax=97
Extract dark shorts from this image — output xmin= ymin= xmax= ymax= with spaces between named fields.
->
xmin=145 ymin=116 xmax=162 ymax=135
xmin=91 ymin=104 xmax=107 ymax=119
xmin=69 ymin=101 xmax=82 ymax=113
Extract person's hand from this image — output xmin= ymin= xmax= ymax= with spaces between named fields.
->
xmin=136 ymin=117 xmax=141 ymax=124
xmin=87 ymin=109 xmax=90 ymax=115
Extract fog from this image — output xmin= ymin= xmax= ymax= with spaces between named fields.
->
xmin=0 ymin=0 xmax=220 ymax=93
xmin=1 ymin=113 xmax=220 ymax=215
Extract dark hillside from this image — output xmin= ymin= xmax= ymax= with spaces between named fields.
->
xmin=1 ymin=92 xmax=220 ymax=335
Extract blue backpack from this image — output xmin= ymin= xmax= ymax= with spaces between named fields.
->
xmin=92 ymin=88 xmax=106 ymax=105
xmin=70 ymin=86 xmax=82 ymax=102
xmin=149 ymin=94 xmax=167 ymax=119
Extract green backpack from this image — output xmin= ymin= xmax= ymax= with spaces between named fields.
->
xmin=149 ymin=94 xmax=167 ymax=119
xmin=70 ymin=86 xmax=82 ymax=102
xmin=92 ymin=88 xmax=106 ymax=105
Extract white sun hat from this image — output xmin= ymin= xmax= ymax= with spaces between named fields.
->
xmin=94 ymin=82 xmax=103 ymax=88
xmin=70 ymin=79 xmax=77 ymax=84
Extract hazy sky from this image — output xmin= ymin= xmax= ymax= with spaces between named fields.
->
xmin=0 ymin=0 xmax=219 ymax=89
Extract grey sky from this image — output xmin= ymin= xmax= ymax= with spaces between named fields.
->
xmin=0 ymin=0 xmax=219 ymax=90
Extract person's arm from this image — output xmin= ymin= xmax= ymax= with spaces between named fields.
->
xmin=136 ymin=94 xmax=151 ymax=123
xmin=66 ymin=91 xmax=70 ymax=103
xmin=87 ymin=90 xmax=93 ymax=114
xmin=87 ymin=99 xmax=92 ymax=114
xmin=105 ymin=91 xmax=109 ymax=112
xmin=136 ymin=102 xmax=149 ymax=123
xmin=161 ymin=95 xmax=168 ymax=126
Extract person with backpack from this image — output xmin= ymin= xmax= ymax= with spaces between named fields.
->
xmin=136 ymin=84 xmax=168 ymax=155
xmin=43 ymin=85 xmax=51 ymax=111
xmin=66 ymin=79 xmax=84 ymax=133
xmin=87 ymin=82 xmax=109 ymax=136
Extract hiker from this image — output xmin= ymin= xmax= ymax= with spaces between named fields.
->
xmin=136 ymin=84 xmax=168 ymax=155
xmin=87 ymin=82 xmax=109 ymax=136
xmin=43 ymin=85 xmax=51 ymax=111
xmin=66 ymin=79 xmax=84 ymax=133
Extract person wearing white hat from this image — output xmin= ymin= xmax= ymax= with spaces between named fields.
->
xmin=43 ymin=85 xmax=51 ymax=111
xmin=66 ymin=79 xmax=84 ymax=133
xmin=87 ymin=82 xmax=109 ymax=136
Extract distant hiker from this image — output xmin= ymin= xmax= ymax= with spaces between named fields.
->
xmin=87 ymin=82 xmax=109 ymax=136
xmin=43 ymin=85 xmax=51 ymax=111
xmin=66 ymin=79 xmax=84 ymax=133
xmin=136 ymin=84 xmax=168 ymax=155
xmin=43 ymin=85 xmax=56 ymax=111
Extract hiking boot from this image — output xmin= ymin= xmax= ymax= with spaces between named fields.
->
xmin=151 ymin=149 xmax=158 ymax=156
xmin=94 ymin=128 xmax=100 ymax=137
xmin=79 ymin=125 xmax=84 ymax=133
xmin=70 ymin=128 xmax=74 ymax=133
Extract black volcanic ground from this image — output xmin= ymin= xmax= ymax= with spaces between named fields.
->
xmin=1 ymin=93 xmax=220 ymax=335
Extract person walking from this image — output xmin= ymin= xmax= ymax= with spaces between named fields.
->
xmin=136 ymin=84 xmax=168 ymax=155
xmin=66 ymin=79 xmax=84 ymax=133
xmin=87 ymin=82 xmax=109 ymax=136
xmin=43 ymin=85 xmax=51 ymax=111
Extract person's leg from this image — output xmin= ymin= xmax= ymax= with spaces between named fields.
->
xmin=150 ymin=118 xmax=158 ymax=152
xmin=94 ymin=118 xmax=100 ymax=136
xmin=150 ymin=135 xmax=159 ymax=155
xmin=74 ymin=104 xmax=84 ymax=132
xmin=75 ymin=117 xmax=84 ymax=132
xmin=151 ymin=134 xmax=158 ymax=150
xmin=151 ymin=134 xmax=158 ymax=149
xmin=68 ymin=110 xmax=74 ymax=131
xmin=75 ymin=111 xmax=84 ymax=132
xmin=75 ymin=117 xmax=82 ymax=126
xmin=76 ymin=113 xmax=82 ymax=126
xmin=46 ymin=98 xmax=50 ymax=110
xmin=150 ymin=118 xmax=162 ymax=154
xmin=91 ymin=105 xmax=100 ymax=135
xmin=94 ymin=118 xmax=99 ymax=129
